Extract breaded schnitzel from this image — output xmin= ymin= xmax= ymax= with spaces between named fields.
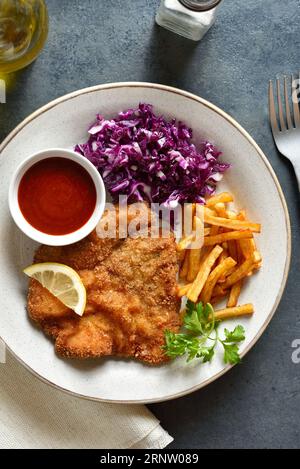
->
xmin=27 ymin=206 xmax=181 ymax=365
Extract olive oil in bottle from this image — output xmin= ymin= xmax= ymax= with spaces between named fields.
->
xmin=0 ymin=0 xmax=48 ymax=74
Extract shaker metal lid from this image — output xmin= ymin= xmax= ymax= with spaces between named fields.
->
xmin=179 ymin=0 xmax=222 ymax=11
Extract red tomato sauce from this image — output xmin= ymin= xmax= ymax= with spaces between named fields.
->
xmin=18 ymin=157 xmax=97 ymax=236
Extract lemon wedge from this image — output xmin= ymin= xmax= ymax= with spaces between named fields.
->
xmin=23 ymin=263 xmax=86 ymax=316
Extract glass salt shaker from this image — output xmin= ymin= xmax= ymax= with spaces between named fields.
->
xmin=155 ymin=0 xmax=223 ymax=42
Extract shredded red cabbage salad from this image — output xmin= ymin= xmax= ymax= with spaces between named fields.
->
xmin=75 ymin=103 xmax=230 ymax=206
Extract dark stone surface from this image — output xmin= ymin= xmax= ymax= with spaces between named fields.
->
xmin=1 ymin=0 xmax=300 ymax=449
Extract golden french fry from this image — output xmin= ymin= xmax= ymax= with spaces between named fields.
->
xmin=193 ymin=214 xmax=205 ymax=247
xmin=227 ymin=280 xmax=243 ymax=308
xmin=183 ymin=203 xmax=195 ymax=236
xmin=218 ymin=242 xmax=229 ymax=282
xmin=238 ymin=240 xmax=252 ymax=259
xmin=217 ymin=250 xmax=229 ymax=283
xmin=212 ymin=284 xmax=228 ymax=297
xmin=218 ymin=267 xmax=236 ymax=283
xmin=223 ymin=257 xmax=255 ymax=289
xmin=177 ymin=233 xmax=194 ymax=252
xmin=212 ymin=304 xmax=254 ymax=321
xmin=187 ymin=248 xmax=202 ymax=282
xmin=237 ymin=210 xmax=246 ymax=220
xmin=204 ymin=210 xmax=261 ymax=233
xmin=201 ymin=257 xmax=236 ymax=304
xmin=236 ymin=211 xmax=261 ymax=260
xmin=251 ymin=259 xmax=262 ymax=272
xmin=197 ymin=245 xmax=212 ymax=267
xmin=192 ymin=214 xmax=197 ymax=231
xmin=179 ymin=251 xmax=189 ymax=279
xmin=218 ymin=249 xmax=228 ymax=263
xmin=226 ymin=210 xmax=238 ymax=220
xmin=187 ymin=245 xmax=223 ymax=302
xmin=204 ymin=227 xmax=211 ymax=236
xmin=194 ymin=203 xmax=205 ymax=218
xmin=203 ymin=206 xmax=218 ymax=217
xmin=218 ymin=249 xmax=229 ymax=272
xmin=228 ymin=239 xmax=238 ymax=262
xmin=238 ymin=237 xmax=255 ymax=259
xmin=210 ymin=225 xmax=219 ymax=237
xmin=193 ymin=215 xmax=205 ymax=228
xmin=206 ymin=192 xmax=234 ymax=207
xmin=177 ymin=250 xmax=186 ymax=262
xmin=235 ymin=238 xmax=244 ymax=262
xmin=178 ymin=283 xmax=192 ymax=297
xmin=186 ymin=216 xmax=204 ymax=281
xmin=203 ymin=230 xmax=253 ymax=247
xmin=214 ymin=202 xmax=227 ymax=218
xmin=253 ymin=250 xmax=262 ymax=264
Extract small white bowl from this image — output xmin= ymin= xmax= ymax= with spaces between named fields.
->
xmin=9 ymin=148 xmax=106 ymax=246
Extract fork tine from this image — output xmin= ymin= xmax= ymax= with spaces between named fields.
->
xmin=292 ymin=74 xmax=300 ymax=127
xmin=276 ymin=78 xmax=286 ymax=131
xmin=269 ymin=81 xmax=279 ymax=134
xmin=284 ymin=76 xmax=293 ymax=129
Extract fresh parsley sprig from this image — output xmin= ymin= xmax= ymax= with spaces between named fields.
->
xmin=164 ymin=300 xmax=245 ymax=365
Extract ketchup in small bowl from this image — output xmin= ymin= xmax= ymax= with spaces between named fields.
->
xmin=9 ymin=149 xmax=106 ymax=246
xmin=18 ymin=157 xmax=97 ymax=236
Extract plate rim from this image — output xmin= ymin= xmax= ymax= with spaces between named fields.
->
xmin=0 ymin=81 xmax=292 ymax=404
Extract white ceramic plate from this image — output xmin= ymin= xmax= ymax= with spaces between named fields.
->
xmin=0 ymin=82 xmax=291 ymax=403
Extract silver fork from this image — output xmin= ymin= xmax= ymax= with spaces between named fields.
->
xmin=269 ymin=75 xmax=300 ymax=190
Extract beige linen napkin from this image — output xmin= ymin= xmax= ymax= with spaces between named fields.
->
xmin=0 ymin=351 xmax=173 ymax=449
